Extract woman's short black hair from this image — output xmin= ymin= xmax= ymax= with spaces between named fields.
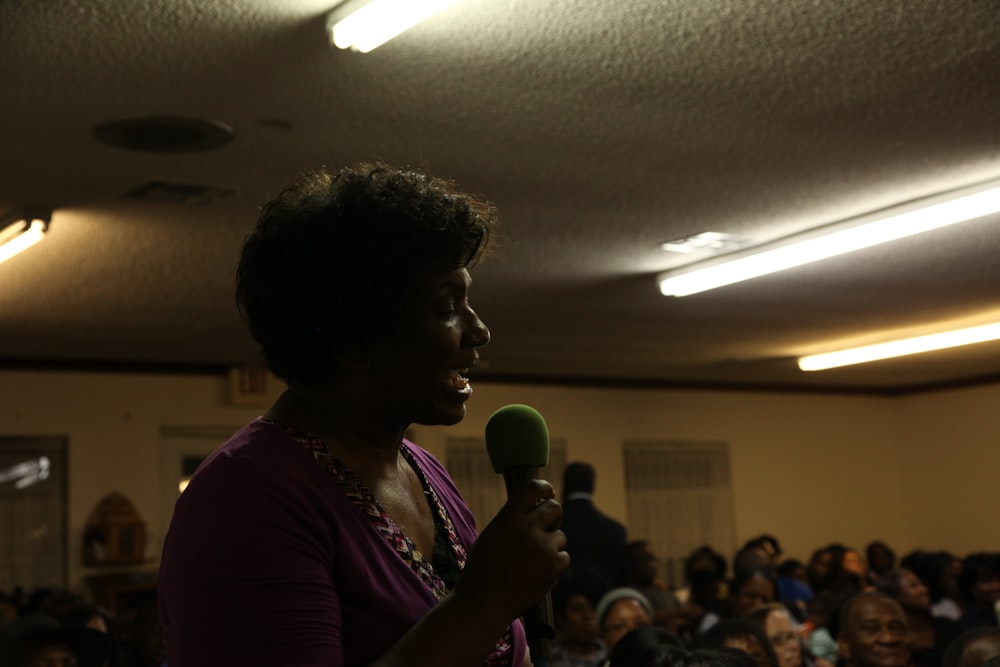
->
xmin=730 ymin=568 xmax=779 ymax=602
xmin=901 ymin=550 xmax=958 ymax=604
xmin=694 ymin=618 xmax=780 ymax=667
xmin=958 ymin=553 xmax=1000 ymax=605
xmin=552 ymin=565 xmax=611 ymax=616
xmin=612 ymin=628 xmax=758 ymax=667
xmin=813 ymin=543 xmax=863 ymax=595
xmin=236 ymin=162 xmax=497 ymax=384
xmin=608 ymin=625 xmax=685 ymax=667
xmin=685 ymin=546 xmax=728 ymax=583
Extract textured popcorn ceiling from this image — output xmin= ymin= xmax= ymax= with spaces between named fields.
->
xmin=1 ymin=0 xmax=999 ymax=394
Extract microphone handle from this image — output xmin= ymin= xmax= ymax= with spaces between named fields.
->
xmin=522 ymin=594 xmax=554 ymax=667
xmin=500 ymin=465 xmax=539 ymax=496
xmin=501 ymin=465 xmax=556 ymax=666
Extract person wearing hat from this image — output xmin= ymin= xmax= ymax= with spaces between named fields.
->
xmin=0 ymin=613 xmax=109 ymax=667
xmin=596 ymin=587 xmax=654 ymax=656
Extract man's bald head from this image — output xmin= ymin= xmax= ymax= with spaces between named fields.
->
xmin=838 ymin=591 xmax=912 ymax=667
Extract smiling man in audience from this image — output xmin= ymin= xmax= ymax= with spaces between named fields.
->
xmin=839 ymin=592 xmax=914 ymax=667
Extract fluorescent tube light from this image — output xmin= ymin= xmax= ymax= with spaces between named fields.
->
xmin=658 ymin=180 xmax=1000 ymax=297
xmin=328 ymin=0 xmax=458 ymax=53
xmin=0 ymin=210 xmax=50 ymax=265
xmin=798 ymin=322 xmax=1000 ymax=371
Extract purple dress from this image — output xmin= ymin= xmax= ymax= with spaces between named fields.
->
xmin=158 ymin=418 xmax=525 ymax=666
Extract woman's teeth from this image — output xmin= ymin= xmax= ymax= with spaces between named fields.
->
xmin=446 ymin=369 xmax=470 ymax=390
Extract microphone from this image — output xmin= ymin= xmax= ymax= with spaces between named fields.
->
xmin=485 ymin=404 xmax=556 ymax=667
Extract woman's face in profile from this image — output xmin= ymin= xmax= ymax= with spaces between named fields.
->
xmin=765 ymin=608 xmax=801 ymax=667
xmin=842 ymin=550 xmax=866 ymax=577
xmin=370 ymin=268 xmax=490 ymax=427
xmin=898 ymin=570 xmax=930 ymax=610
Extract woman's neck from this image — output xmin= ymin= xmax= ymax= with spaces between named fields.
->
xmin=266 ymin=388 xmax=406 ymax=470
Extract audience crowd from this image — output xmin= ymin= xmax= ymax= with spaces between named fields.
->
xmin=1 ymin=536 xmax=996 ymax=667
xmin=550 ymin=536 xmax=1000 ymax=667
xmin=0 ymin=585 xmax=162 ymax=667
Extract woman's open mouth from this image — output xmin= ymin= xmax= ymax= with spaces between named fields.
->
xmin=444 ymin=368 xmax=472 ymax=395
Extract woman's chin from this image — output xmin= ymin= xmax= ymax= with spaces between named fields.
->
xmin=414 ymin=400 xmax=467 ymax=427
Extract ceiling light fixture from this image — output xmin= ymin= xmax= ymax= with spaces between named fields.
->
xmin=798 ymin=321 xmax=1000 ymax=371
xmin=0 ymin=208 xmax=51 ymax=265
xmin=658 ymin=179 xmax=1000 ymax=297
xmin=327 ymin=0 xmax=458 ymax=53
xmin=660 ymin=231 xmax=752 ymax=254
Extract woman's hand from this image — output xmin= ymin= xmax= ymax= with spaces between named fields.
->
xmin=455 ymin=479 xmax=570 ymax=622
xmin=368 ymin=479 xmax=568 ymax=667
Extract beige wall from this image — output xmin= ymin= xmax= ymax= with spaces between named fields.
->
xmin=0 ymin=369 xmax=996 ymax=594
xmin=895 ymin=383 xmax=1000 ymax=555
xmin=411 ymin=384 xmax=909 ymax=566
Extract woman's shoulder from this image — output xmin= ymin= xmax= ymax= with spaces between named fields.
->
xmin=402 ymin=439 xmax=448 ymax=476
xmin=195 ymin=418 xmax=320 ymax=477
xmin=174 ymin=418 xmax=344 ymax=524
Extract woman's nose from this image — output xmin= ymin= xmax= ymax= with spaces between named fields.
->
xmin=467 ymin=309 xmax=490 ymax=347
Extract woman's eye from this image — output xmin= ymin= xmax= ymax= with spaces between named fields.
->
xmin=435 ymin=304 xmax=457 ymax=318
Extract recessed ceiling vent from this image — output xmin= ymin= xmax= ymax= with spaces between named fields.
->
xmin=125 ymin=181 xmax=235 ymax=206
xmin=94 ymin=115 xmax=234 ymax=153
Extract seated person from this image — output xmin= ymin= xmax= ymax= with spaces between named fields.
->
xmin=675 ymin=546 xmax=729 ymax=630
xmin=943 ymin=627 xmax=1000 ymax=667
xmin=0 ymin=613 xmax=109 ymax=667
xmin=928 ymin=552 xmax=965 ymax=622
xmin=805 ymin=592 xmax=851 ymax=664
xmin=627 ymin=540 xmax=704 ymax=636
xmin=811 ymin=545 xmax=867 ymax=597
xmin=693 ymin=618 xmax=780 ymax=667
xmin=748 ymin=603 xmax=833 ymax=667
xmin=735 ymin=537 xmax=783 ymax=578
xmin=778 ymin=560 xmax=813 ymax=623
xmin=605 ymin=625 xmax=682 ymax=667
xmin=697 ymin=568 xmax=779 ymax=634
xmin=866 ymin=542 xmax=898 ymax=587
xmin=551 ymin=567 xmax=611 ymax=667
xmin=611 ymin=627 xmax=755 ymax=667
xmin=837 ymin=591 xmax=913 ymax=667
xmin=876 ymin=568 xmax=962 ymax=667
xmin=596 ymin=587 xmax=654 ymax=656
xmin=957 ymin=553 xmax=1000 ymax=631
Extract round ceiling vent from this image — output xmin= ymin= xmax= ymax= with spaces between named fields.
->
xmin=93 ymin=116 xmax=234 ymax=153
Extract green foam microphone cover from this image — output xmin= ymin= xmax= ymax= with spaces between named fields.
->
xmin=485 ymin=404 xmax=550 ymax=473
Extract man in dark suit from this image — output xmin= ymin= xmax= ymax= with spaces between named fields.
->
xmin=560 ymin=461 xmax=629 ymax=587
